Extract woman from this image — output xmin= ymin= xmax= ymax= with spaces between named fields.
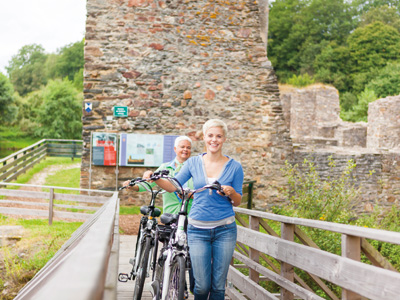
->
xmin=151 ymin=119 xmax=244 ymax=300
xmin=123 ymin=135 xmax=194 ymax=214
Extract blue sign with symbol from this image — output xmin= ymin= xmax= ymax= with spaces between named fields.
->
xmin=85 ymin=103 xmax=92 ymax=113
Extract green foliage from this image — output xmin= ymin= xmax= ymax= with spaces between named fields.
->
xmin=35 ymin=79 xmax=82 ymax=139
xmin=347 ymin=21 xmax=400 ymax=74
xmin=360 ymin=5 xmax=400 ymax=32
xmin=6 ymin=44 xmax=48 ymax=96
xmin=313 ymin=42 xmax=353 ymax=92
xmin=365 ymin=63 xmax=400 ymax=98
xmin=268 ymin=0 xmax=356 ymax=80
xmin=54 ymin=40 xmax=84 ymax=82
xmin=341 ymin=88 xmax=377 ymax=122
xmin=281 ymin=156 xmax=360 ymax=222
xmin=339 ymin=91 xmax=357 ymax=111
xmin=285 ymin=73 xmax=315 ymax=87
xmin=0 ymin=73 xmax=17 ymax=124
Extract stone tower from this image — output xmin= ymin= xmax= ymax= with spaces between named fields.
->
xmin=82 ymin=0 xmax=293 ymax=209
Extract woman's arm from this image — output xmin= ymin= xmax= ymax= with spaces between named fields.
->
xmin=142 ymin=171 xmax=178 ymax=193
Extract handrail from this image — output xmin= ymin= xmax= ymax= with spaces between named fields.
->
xmin=0 ymin=139 xmax=83 ymax=182
xmin=228 ymin=207 xmax=400 ymax=300
xmin=234 ymin=207 xmax=400 ymax=245
xmin=14 ymin=191 xmax=120 ymax=300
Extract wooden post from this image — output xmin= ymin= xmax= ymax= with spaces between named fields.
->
xmin=281 ymin=223 xmax=295 ymax=300
xmin=342 ymin=234 xmax=362 ymax=300
xmin=249 ymin=216 xmax=260 ymax=283
xmin=49 ymin=188 xmax=54 ymax=225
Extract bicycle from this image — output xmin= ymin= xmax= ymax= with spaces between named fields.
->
xmin=118 ymin=174 xmax=164 ymax=300
xmin=148 ymin=171 xmax=232 ymax=300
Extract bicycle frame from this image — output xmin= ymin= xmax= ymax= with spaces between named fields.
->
xmin=118 ymin=179 xmax=163 ymax=287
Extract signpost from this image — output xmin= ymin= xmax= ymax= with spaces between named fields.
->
xmin=113 ymin=106 xmax=128 ymax=117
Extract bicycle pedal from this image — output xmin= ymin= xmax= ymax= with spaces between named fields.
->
xmin=129 ymin=258 xmax=135 ymax=265
xmin=118 ymin=273 xmax=129 ymax=282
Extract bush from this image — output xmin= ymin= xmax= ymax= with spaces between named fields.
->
xmin=285 ymin=73 xmax=315 ymax=87
xmin=281 ymin=156 xmax=360 ymax=222
xmin=35 ymin=79 xmax=82 ymax=139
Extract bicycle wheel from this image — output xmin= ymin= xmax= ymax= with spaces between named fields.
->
xmin=133 ymin=235 xmax=151 ymax=300
xmin=166 ymin=255 xmax=186 ymax=300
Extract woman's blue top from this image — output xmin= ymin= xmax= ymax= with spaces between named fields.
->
xmin=174 ymin=153 xmax=244 ymax=222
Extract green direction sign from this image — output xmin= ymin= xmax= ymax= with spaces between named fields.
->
xmin=113 ymin=106 xmax=128 ymax=117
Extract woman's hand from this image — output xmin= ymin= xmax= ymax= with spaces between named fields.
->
xmin=219 ymin=185 xmax=242 ymax=206
xmin=122 ymin=180 xmax=139 ymax=191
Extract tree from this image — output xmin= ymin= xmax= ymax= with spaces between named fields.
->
xmin=268 ymin=0 xmax=356 ymax=80
xmin=52 ymin=40 xmax=84 ymax=82
xmin=360 ymin=5 xmax=400 ymax=32
xmin=341 ymin=88 xmax=377 ymax=122
xmin=0 ymin=73 xmax=17 ymax=124
xmin=347 ymin=21 xmax=400 ymax=74
xmin=6 ymin=44 xmax=48 ymax=96
xmin=313 ymin=41 xmax=353 ymax=92
xmin=35 ymin=79 xmax=82 ymax=139
xmin=366 ymin=63 xmax=400 ymax=98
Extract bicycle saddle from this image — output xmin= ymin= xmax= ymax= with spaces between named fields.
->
xmin=160 ymin=213 xmax=178 ymax=225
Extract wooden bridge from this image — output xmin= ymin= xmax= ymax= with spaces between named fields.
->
xmin=1 ymin=183 xmax=400 ymax=300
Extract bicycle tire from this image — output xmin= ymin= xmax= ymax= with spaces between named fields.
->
xmin=166 ymin=255 xmax=186 ymax=300
xmin=133 ymin=235 xmax=151 ymax=300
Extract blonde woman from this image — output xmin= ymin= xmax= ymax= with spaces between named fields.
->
xmin=151 ymin=119 xmax=244 ymax=300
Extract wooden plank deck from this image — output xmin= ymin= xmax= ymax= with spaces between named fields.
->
xmin=117 ymin=235 xmax=195 ymax=300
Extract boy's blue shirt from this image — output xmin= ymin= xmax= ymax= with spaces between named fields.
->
xmin=175 ymin=153 xmax=244 ymax=222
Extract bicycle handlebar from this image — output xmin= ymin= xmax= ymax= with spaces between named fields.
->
xmin=148 ymin=170 xmax=232 ymax=204
xmin=119 ymin=170 xmax=171 ymax=192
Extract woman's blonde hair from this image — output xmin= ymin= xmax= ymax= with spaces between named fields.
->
xmin=202 ymin=119 xmax=228 ymax=136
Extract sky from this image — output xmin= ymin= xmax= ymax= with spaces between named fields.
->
xmin=0 ymin=0 xmax=87 ymax=75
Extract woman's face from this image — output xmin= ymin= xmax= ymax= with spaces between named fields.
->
xmin=204 ymin=126 xmax=226 ymax=153
xmin=174 ymin=140 xmax=192 ymax=163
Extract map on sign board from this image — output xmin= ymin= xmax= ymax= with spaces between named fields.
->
xmin=119 ymin=134 xmax=178 ymax=167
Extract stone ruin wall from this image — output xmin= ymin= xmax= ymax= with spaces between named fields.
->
xmin=82 ymin=0 xmax=293 ymax=209
xmin=281 ymin=86 xmax=400 ymax=213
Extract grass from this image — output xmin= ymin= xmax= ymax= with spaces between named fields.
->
xmin=0 ymin=126 xmax=40 ymax=158
xmin=0 ymin=215 xmax=82 ymax=299
xmin=43 ymin=167 xmax=81 ymax=194
xmin=10 ymin=157 xmax=81 ymax=186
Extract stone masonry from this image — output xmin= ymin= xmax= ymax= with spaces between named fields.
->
xmin=280 ymin=85 xmax=400 ymax=212
xmin=367 ymin=95 xmax=400 ymax=150
xmin=82 ymin=0 xmax=293 ymax=209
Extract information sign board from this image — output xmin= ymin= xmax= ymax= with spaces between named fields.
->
xmin=92 ymin=133 xmax=117 ymax=166
xmin=113 ymin=106 xmax=128 ymax=117
xmin=119 ymin=134 xmax=178 ymax=167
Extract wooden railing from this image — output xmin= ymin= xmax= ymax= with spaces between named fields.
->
xmin=14 ymin=190 xmax=119 ymax=299
xmin=227 ymin=207 xmax=400 ymax=300
xmin=0 ymin=182 xmax=113 ymax=224
xmin=0 ymin=139 xmax=83 ymax=182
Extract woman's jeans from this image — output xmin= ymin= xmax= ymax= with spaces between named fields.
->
xmin=187 ymin=222 xmax=237 ymax=300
